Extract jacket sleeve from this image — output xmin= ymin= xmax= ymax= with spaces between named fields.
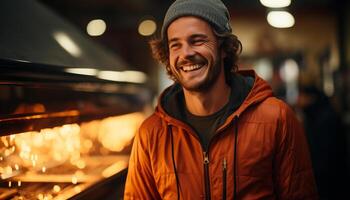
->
xmin=273 ymin=103 xmax=318 ymax=199
xmin=124 ymin=124 xmax=161 ymax=200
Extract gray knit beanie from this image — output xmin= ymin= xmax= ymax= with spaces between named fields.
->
xmin=161 ymin=0 xmax=232 ymax=39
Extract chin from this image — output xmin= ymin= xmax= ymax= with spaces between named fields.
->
xmin=182 ymin=80 xmax=212 ymax=92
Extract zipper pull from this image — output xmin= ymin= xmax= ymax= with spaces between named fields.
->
xmin=203 ymin=152 xmax=209 ymax=164
xmin=203 ymin=151 xmax=211 ymax=200
xmin=222 ymin=157 xmax=227 ymax=200
xmin=222 ymin=158 xmax=227 ymax=170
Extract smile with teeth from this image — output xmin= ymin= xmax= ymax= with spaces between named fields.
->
xmin=181 ymin=64 xmax=204 ymax=72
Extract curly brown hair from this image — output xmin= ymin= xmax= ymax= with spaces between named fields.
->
xmin=149 ymin=28 xmax=242 ymax=84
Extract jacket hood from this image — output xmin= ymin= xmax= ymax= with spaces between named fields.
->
xmin=155 ymin=70 xmax=273 ymax=125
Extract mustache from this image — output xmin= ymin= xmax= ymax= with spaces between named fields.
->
xmin=176 ymin=55 xmax=206 ymax=68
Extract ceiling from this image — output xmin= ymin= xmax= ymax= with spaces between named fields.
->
xmin=37 ymin=0 xmax=339 ymax=78
xmin=40 ymin=0 xmax=336 ymax=26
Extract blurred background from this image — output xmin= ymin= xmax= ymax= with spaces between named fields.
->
xmin=38 ymin=0 xmax=349 ymax=98
xmin=0 ymin=0 xmax=349 ymax=199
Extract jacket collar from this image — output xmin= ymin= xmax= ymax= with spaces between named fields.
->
xmin=155 ymin=70 xmax=273 ymax=126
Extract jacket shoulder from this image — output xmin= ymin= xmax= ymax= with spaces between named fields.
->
xmin=242 ymin=96 xmax=298 ymax=126
xmin=138 ymin=113 xmax=166 ymax=136
xmin=262 ymin=97 xmax=298 ymax=120
xmin=260 ymin=96 xmax=289 ymax=109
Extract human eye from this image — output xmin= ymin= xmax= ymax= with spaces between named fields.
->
xmin=169 ymin=42 xmax=180 ymax=50
xmin=191 ymin=37 xmax=206 ymax=45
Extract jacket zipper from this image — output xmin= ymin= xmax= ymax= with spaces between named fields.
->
xmin=168 ymin=115 xmax=238 ymax=200
xmin=203 ymin=151 xmax=211 ymax=200
xmin=222 ymin=158 xmax=227 ymax=200
xmin=201 ymin=117 xmax=237 ymax=200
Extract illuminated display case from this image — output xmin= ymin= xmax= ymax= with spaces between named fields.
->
xmin=0 ymin=59 xmax=150 ymax=200
xmin=0 ymin=0 xmax=151 ymax=199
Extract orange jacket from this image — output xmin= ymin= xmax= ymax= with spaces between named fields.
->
xmin=124 ymin=70 xmax=318 ymax=199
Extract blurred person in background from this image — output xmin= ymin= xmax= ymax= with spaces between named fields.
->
xmin=297 ymin=84 xmax=347 ymax=200
xmin=124 ymin=0 xmax=317 ymax=199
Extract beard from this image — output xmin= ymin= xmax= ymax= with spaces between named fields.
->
xmin=173 ymin=53 xmax=223 ymax=92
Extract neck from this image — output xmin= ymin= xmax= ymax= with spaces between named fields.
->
xmin=183 ymin=78 xmax=231 ymax=116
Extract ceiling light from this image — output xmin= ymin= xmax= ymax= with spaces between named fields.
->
xmin=138 ymin=19 xmax=157 ymax=36
xmin=87 ymin=19 xmax=107 ymax=36
xmin=65 ymin=68 xmax=98 ymax=76
xmin=260 ymin=0 xmax=291 ymax=8
xmin=53 ymin=31 xmax=82 ymax=57
xmin=97 ymin=70 xmax=147 ymax=83
xmin=267 ymin=11 xmax=295 ymax=28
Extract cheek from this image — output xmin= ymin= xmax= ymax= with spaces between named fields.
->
xmin=196 ymin=46 xmax=217 ymax=61
xmin=169 ymin=52 xmax=177 ymax=67
xmin=168 ymin=54 xmax=178 ymax=73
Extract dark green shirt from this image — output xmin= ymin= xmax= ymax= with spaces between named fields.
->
xmin=184 ymin=98 xmax=230 ymax=149
xmin=183 ymin=74 xmax=253 ymax=149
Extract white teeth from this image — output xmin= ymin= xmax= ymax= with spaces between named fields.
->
xmin=182 ymin=64 xmax=202 ymax=72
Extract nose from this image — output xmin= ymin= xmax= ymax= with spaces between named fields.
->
xmin=179 ymin=43 xmax=195 ymax=59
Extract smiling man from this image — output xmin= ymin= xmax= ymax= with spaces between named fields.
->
xmin=124 ymin=0 xmax=318 ymax=199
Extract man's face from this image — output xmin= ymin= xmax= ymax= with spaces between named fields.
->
xmin=167 ymin=16 xmax=223 ymax=92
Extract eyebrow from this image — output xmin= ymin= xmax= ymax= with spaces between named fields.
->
xmin=190 ymin=34 xmax=208 ymax=39
xmin=168 ymin=37 xmax=179 ymax=44
xmin=168 ymin=33 xmax=208 ymax=44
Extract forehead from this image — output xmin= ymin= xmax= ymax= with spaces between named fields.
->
xmin=166 ymin=16 xmax=215 ymax=40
